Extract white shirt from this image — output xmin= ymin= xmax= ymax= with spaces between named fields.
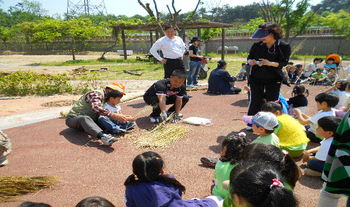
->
xmin=150 ymin=36 xmax=185 ymax=61
xmin=331 ymin=90 xmax=350 ymax=108
xmin=103 ymin=103 xmax=121 ymax=114
xmin=304 ymin=62 xmax=317 ymax=77
xmin=315 ymin=137 xmax=333 ymax=161
xmin=308 ymin=109 xmax=336 ymax=134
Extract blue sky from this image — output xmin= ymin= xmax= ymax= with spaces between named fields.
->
xmin=1 ymin=0 xmax=323 ymax=17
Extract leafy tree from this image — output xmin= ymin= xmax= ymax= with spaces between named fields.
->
xmin=7 ymin=0 xmax=48 ymax=26
xmin=321 ymin=10 xmax=350 ymax=53
xmin=0 ymin=26 xmax=16 ymax=50
xmin=313 ymin=0 xmax=350 ymax=14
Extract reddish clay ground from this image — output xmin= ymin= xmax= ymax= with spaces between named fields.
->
xmin=0 ymin=81 xmax=347 ymax=207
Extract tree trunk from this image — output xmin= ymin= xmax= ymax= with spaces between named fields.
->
xmin=71 ymin=39 xmax=76 ymax=60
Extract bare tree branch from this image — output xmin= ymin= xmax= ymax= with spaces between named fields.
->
xmin=153 ymin=0 xmax=160 ymax=21
xmin=137 ymin=0 xmax=164 ymax=36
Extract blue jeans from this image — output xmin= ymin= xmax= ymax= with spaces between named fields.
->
xmin=307 ymin=160 xmax=325 ymax=172
xmin=187 ymin=61 xmax=202 ymax=85
xmin=98 ymin=116 xmax=135 ymax=134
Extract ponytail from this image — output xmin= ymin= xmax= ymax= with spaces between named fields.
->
xmin=281 ymin=154 xmax=301 ymax=189
xmin=124 ymin=151 xmax=186 ymax=193
xmin=261 ymin=185 xmax=297 ymax=207
xmin=230 ymin=162 xmax=298 ymax=207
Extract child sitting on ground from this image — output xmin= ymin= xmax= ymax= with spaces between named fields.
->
xmin=0 ymin=130 xmax=11 ymax=167
xmin=302 ymin=116 xmax=341 ymax=176
xmin=98 ymin=83 xmax=136 ymax=134
xmin=287 ymin=85 xmax=309 ymax=114
xmin=301 ymin=57 xmax=323 ymax=80
xmin=294 ymin=92 xmax=339 ymax=143
xmin=242 ymin=111 xmax=280 ymax=147
xmin=237 ymin=63 xmax=247 ymax=81
xmin=288 ymin=65 xmax=298 ymax=84
xmin=212 ymin=136 xmax=249 ymax=200
xmin=325 ymin=79 xmax=350 ymax=108
xmin=124 ymin=151 xmax=223 ymax=207
xmin=229 ymin=162 xmax=298 ymax=207
xmin=222 ymin=143 xmax=300 ymax=207
xmin=261 ymin=101 xmax=310 ymax=157
xmin=324 ymin=58 xmax=337 ymax=73
xmin=310 ymin=68 xmax=327 ymax=85
xmin=325 ymin=67 xmax=338 ymax=85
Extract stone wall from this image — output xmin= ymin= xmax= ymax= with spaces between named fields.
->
xmin=1 ymin=35 xmax=349 ymax=56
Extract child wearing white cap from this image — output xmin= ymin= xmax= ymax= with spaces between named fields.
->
xmin=242 ymin=111 xmax=280 ymax=147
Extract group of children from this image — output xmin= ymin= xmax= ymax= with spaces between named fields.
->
xmin=282 ymin=58 xmax=340 ymax=85
xmin=18 ymin=196 xmax=116 ymax=207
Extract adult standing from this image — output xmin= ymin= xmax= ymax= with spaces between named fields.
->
xmin=247 ymin=23 xmax=291 ymax=130
xmin=207 ymin=60 xmax=241 ymax=94
xmin=187 ymin=36 xmax=204 ymax=88
xmin=150 ymin=25 xmax=186 ymax=79
xmin=65 ymin=83 xmax=128 ymax=146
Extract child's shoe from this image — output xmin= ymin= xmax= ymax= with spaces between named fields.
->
xmin=0 ymin=158 xmax=8 ymax=167
xmin=150 ymin=117 xmax=160 ymax=123
xmin=200 ymin=157 xmax=219 ymax=168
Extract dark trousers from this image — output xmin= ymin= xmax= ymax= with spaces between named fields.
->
xmin=66 ymin=115 xmax=102 ymax=138
xmin=164 ymin=59 xmax=185 ymax=78
xmin=248 ymin=80 xmax=281 ymax=116
xmin=143 ymin=95 xmax=189 ymax=117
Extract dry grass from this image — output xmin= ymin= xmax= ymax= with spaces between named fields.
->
xmin=0 ymin=176 xmax=60 ymax=202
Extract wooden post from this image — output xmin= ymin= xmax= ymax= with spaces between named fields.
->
xmin=150 ymin=31 xmax=153 ymax=47
xmin=121 ymin=28 xmax=127 ymax=60
xmin=221 ymin=28 xmax=225 ymax=60
xmin=154 ymin=28 xmax=159 ymax=64
xmin=197 ymin=25 xmax=201 ymax=38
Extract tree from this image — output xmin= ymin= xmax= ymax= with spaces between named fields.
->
xmin=259 ymin=0 xmax=320 ymax=42
xmin=0 ymin=26 xmax=15 ymax=50
xmin=321 ymin=10 xmax=350 ymax=53
xmin=313 ymin=0 xmax=350 ymax=14
xmin=138 ymin=0 xmax=202 ymax=39
xmin=7 ymin=0 xmax=48 ymax=26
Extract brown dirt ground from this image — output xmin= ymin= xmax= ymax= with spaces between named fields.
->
xmin=0 ymin=54 xmax=348 ymax=206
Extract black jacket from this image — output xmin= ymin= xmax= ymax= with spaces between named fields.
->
xmin=248 ymin=40 xmax=291 ymax=84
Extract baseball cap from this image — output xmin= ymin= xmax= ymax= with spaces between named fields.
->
xmin=250 ymin=28 xmax=271 ymax=39
xmin=217 ymin=60 xmax=228 ymax=68
xmin=242 ymin=112 xmax=278 ymax=130
xmin=190 ymin=36 xmax=202 ymax=43
xmin=106 ymin=82 xmax=126 ymax=95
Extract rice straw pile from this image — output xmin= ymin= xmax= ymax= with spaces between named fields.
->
xmin=0 ymin=176 xmax=60 ymax=202
xmin=133 ymin=118 xmax=190 ymax=148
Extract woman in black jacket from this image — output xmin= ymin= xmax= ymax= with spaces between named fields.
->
xmin=246 ymin=23 xmax=291 ymax=130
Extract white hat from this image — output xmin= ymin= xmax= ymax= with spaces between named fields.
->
xmin=242 ymin=112 xmax=278 ymax=130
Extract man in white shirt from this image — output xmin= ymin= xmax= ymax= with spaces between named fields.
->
xmin=150 ymin=25 xmax=186 ymax=78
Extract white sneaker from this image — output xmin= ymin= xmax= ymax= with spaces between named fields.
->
xmin=100 ymin=134 xmax=118 ymax=146
xmin=186 ymin=84 xmax=194 ymax=89
xmin=166 ymin=112 xmax=184 ymax=117
xmin=0 ymin=158 xmax=8 ymax=167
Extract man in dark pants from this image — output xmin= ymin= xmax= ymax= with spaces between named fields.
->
xmin=150 ymin=25 xmax=186 ymax=78
xmin=143 ymin=70 xmax=189 ymax=123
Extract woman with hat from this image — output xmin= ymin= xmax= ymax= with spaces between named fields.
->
xmin=187 ymin=36 xmax=204 ymax=88
xmin=246 ymin=22 xmax=291 ymax=130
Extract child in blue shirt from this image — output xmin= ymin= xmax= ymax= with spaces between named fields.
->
xmin=237 ymin=63 xmax=247 ymax=81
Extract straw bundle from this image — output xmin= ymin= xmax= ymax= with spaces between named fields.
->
xmin=133 ymin=121 xmax=190 ymax=148
xmin=0 ymin=176 xmax=60 ymax=202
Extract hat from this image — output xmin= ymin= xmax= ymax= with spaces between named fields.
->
xmin=217 ymin=60 xmax=228 ymax=68
xmin=250 ymin=28 xmax=271 ymax=39
xmin=190 ymin=36 xmax=202 ymax=43
xmin=106 ymin=82 xmax=126 ymax=95
xmin=242 ymin=112 xmax=278 ymax=130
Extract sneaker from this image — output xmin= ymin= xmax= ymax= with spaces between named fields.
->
xmin=0 ymin=158 xmax=8 ymax=167
xmin=186 ymin=84 xmax=194 ymax=89
xmin=246 ymin=126 xmax=253 ymax=131
xmin=304 ymin=168 xmax=322 ymax=176
xmin=115 ymin=128 xmax=126 ymax=134
xmin=200 ymin=157 xmax=219 ymax=168
xmin=166 ymin=112 xmax=184 ymax=117
xmin=193 ymin=83 xmax=200 ymax=87
xmin=150 ymin=117 xmax=160 ymax=123
xmin=100 ymin=134 xmax=118 ymax=146
xmin=126 ymin=122 xmax=137 ymax=130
